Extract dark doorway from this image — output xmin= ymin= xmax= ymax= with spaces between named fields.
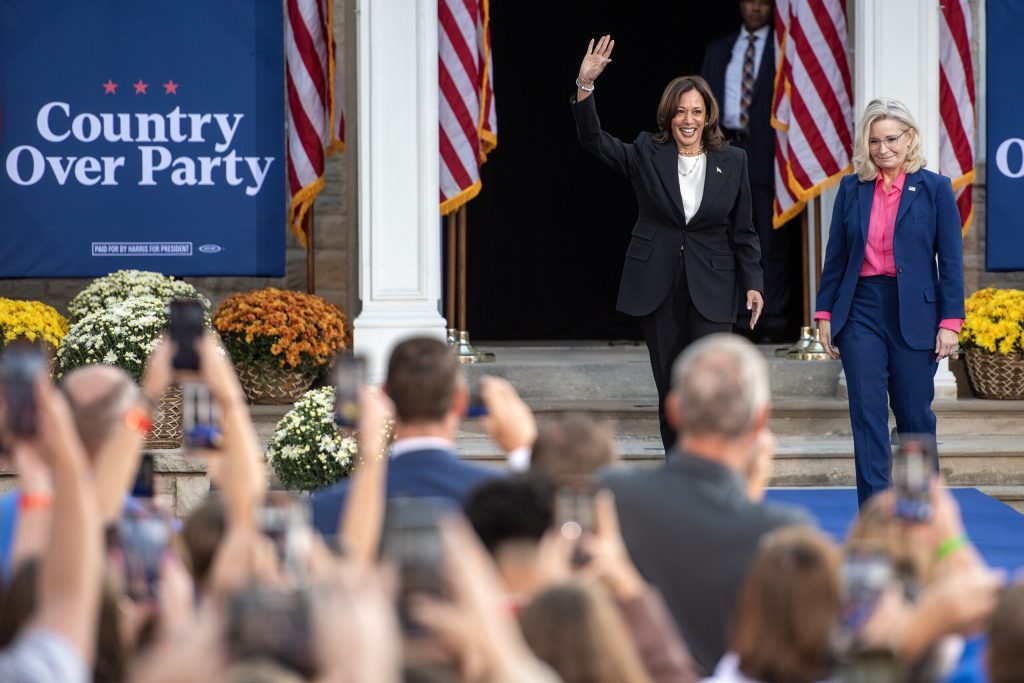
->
xmin=462 ymin=1 xmax=744 ymax=340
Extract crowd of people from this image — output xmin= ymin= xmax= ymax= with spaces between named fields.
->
xmin=0 ymin=331 xmax=1018 ymax=683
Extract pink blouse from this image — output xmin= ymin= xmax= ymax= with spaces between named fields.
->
xmin=815 ymin=172 xmax=962 ymax=333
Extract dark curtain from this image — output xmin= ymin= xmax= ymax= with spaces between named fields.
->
xmin=459 ymin=1 xmax=743 ymax=340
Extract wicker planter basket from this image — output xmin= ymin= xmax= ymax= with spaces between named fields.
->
xmin=236 ymin=362 xmax=316 ymax=404
xmin=146 ymin=385 xmax=183 ymax=449
xmin=963 ymin=350 xmax=1024 ymax=400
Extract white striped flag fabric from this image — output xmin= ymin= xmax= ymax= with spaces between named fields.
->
xmin=439 ymin=0 xmax=497 ymax=216
xmin=771 ymin=0 xmax=853 ymax=227
xmin=939 ymin=0 xmax=976 ymax=235
xmin=286 ymin=0 xmax=345 ymax=248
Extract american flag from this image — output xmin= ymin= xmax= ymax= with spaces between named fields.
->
xmin=286 ymin=0 xmax=345 ymax=247
xmin=439 ymin=0 xmax=497 ymax=216
xmin=939 ymin=0 xmax=976 ymax=235
xmin=771 ymin=0 xmax=853 ymax=227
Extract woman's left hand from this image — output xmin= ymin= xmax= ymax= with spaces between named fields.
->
xmin=746 ymin=290 xmax=764 ymax=329
xmin=935 ymin=328 xmax=959 ymax=362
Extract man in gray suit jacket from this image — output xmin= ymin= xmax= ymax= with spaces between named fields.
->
xmin=601 ymin=334 xmax=811 ymax=675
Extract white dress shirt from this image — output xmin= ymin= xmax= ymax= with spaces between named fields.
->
xmin=677 ymin=153 xmax=707 ymax=224
xmin=722 ymin=24 xmax=771 ymax=130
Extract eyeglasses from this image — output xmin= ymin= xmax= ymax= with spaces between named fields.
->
xmin=867 ymin=130 xmax=908 ymax=151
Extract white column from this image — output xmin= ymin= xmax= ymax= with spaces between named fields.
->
xmin=841 ymin=0 xmax=957 ymax=399
xmin=353 ymin=0 xmax=446 ymax=382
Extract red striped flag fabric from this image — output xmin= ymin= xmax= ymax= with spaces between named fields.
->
xmin=771 ymin=0 xmax=853 ymax=227
xmin=939 ymin=0 xmax=976 ymax=235
xmin=439 ymin=0 xmax=497 ymax=216
xmin=286 ymin=0 xmax=345 ymax=248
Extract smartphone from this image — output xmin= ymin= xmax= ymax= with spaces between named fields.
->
xmin=182 ymin=383 xmax=222 ymax=449
xmin=554 ymin=480 xmax=598 ymax=567
xmin=839 ymin=549 xmax=893 ymax=635
xmin=1 ymin=342 xmax=47 ymax=437
xmin=168 ymin=299 xmax=204 ymax=371
xmin=333 ymin=354 xmax=366 ymax=428
xmin=466 ymin=379 xmax=488 ymax=418
xmin=225 ymin=586 xmax=315 ymax=678
xmin=131 ymin=452 xmax=156 ymax=499
xmin=381 ymin=497 xmax=451 ymax=635
xmin=114 ymin=503 xmax=172 ymax=602
xmin=259 ymin=491 xmax=313 ymax=583
xmin=893 ymin=434 xmax=935 ymax=522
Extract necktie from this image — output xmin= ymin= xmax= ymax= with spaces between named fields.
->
xmin=739 ymin=32 xmax=756 ymax=130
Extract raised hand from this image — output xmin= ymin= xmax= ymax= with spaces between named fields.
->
xmin=578 ymin=35 xmax=615 ymax=86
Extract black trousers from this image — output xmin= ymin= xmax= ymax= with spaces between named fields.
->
xmin=639 ymin=252 xmax=732 ymax=451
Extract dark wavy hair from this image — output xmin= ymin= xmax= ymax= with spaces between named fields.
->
xmin=653 ymin=75 xmax=725 ymax=151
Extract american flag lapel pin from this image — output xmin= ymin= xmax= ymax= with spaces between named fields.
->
xmin=716 ymin=166 xmax=722 ymax=174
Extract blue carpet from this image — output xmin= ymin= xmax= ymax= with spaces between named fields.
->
xmin=764 ymin=488 xmax=1024 ymax=573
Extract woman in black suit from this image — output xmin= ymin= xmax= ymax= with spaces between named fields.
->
xmin=572 ymin=35 xmax=764 ymax=451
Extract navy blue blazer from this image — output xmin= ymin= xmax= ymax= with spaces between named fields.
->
xmin=815 ymin=170 xmax=965 ymax=350
xmin=310 ymin=447 xmax=499 ymax=537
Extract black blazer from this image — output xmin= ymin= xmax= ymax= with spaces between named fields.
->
xmin=572 ymin=95 xmax=762 ymax=322
xmin=600 ymin=450 xmax=811 ymax=674
xmin=700 ymin=27 xmax=775 ymax=187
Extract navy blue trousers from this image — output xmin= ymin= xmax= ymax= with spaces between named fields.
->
xmin=835 ymin=276 xmax=938 ymax=507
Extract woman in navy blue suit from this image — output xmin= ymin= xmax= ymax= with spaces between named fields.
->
xmin=814 ymin=99 xmax=964 ymax=507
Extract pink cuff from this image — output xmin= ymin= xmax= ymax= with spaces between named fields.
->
xmin=939 ymin=318 xmax=964 ymax=334
xmin=813 ymin=311 xmax=831 ymax=321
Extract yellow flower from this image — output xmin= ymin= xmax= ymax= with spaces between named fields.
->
xmin=0 ymin=298 xmax=69 ymax=349
xmin=961 ymin=288 xmax=1024 ymax=356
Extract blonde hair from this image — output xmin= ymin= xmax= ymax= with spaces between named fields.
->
xmin=852 ymin=98 xmax=926 ymax=182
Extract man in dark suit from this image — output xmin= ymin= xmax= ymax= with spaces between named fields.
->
xmin=311 ymin=338 xmax=533 ymax=538
xmin=600 ymin=334 xmax=811 ymax=675
xmin=702 ymin=0 xmax=794 ymax=340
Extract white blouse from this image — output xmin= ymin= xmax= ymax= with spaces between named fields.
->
xmin=677 ymin=152 xmax=706 ymax=224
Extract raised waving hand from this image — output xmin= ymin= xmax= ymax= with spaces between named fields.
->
xmin=576 ymin=35 xmax=615 ymax=100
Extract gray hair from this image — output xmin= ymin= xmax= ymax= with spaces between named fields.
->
xmin=852 ymin=98 xmax=926 ymax=182
xmin=671 ymin=334 xmax=769 ymax=439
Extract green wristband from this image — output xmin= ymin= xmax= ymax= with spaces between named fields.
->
xmin=935 ymin=534 xmax=968 ymax=561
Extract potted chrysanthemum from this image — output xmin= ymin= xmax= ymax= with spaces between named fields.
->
xmin=213 ymin=288 xmax=350 ymax=404
xmin=265 ymin=387 xmax=392 ymax=491
xmin=0 ymin=298 xmax=69 ymax=353
xmin=67 ymin=269 xmax=210 ymax=323
xmin=960 ymin=288 xmax=1024 ymax=399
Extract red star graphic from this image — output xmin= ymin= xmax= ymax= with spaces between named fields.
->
xmin=163 ymin=80 xmax=179 ymax=95
xmin=102 ymin=79 xmax=118 ymax=94
xmin=133 ymin=79 xmax=148 ymax=95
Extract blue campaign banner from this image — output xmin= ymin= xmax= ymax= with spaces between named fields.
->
xmin=988 ymin=0 xmax=1024 ymax=271
xmin=0 ymin=1 xmax=285 ymax=277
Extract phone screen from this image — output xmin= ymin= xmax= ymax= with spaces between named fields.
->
xmin=554 ymin=481 xmax=597 ymax=566
xmin=893 ymin=434 xmax=935 ymax=522
xmin=333 ymin=354 xmax=366 ymax=428
xmin=840 ymin=549 xmax=892 ymax=633
xmin=466 ymin=379 xmax=488 ymax=418
xmin=168 ymin=299 xmax=204 ymax=371
xmin=381 ymin=497 xmax=451 ymax=635
xmin=1 ymin=343 xmax=47 ymax=437
xmin=114 ymin=503 xmax=172 ymax=602
xmin=131 ymin=452 xmax=156 ymax=498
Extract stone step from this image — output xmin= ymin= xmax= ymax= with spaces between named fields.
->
xmin=978 ymin=486 xmax=1024 ymax=514
xmin=454 ymin=396 xmax=1024 ymax=439
xmin=454 ymin=433 xmax=1024 ymax=488
xmin=461 ymin=344 xmax=841 ymax=399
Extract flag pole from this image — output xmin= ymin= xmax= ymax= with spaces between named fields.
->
xmin=454 ymin=205 xmax=494 ymax=363
xmin=305 ymin=206 xmax=316 ymax=294
xmin=446 ymin=212 xmax=457 ymax=345
xmin=785 ymin=202 xmax=827 ymax=360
